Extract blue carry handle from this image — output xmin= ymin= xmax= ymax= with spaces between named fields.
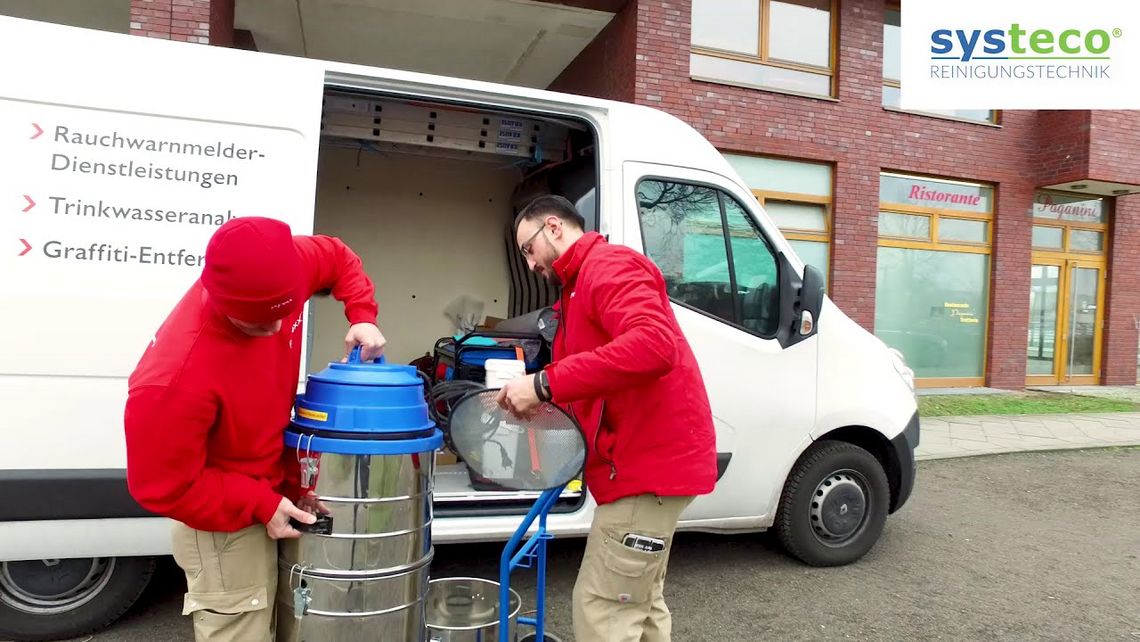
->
xmin=348 ymin=344 xmax=386 ymax=364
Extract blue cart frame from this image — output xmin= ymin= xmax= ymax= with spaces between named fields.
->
xmin=498 ymin=483 xmax=567 ymax=642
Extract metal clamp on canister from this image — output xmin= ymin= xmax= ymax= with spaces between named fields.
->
xmin=289 ymin=513 xmax=334 ymax=535
xmin=289 ymin=564 xmax=313 ymax=621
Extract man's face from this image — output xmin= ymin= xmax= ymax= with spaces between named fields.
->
xmin=228 ymin=317 xmax=283 ymax=337
xmin=516 ymin=216 xmax=561 ymax=285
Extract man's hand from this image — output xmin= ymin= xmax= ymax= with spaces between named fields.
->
xmin=342 ymin=323 xmax=387 ymax=362
xmin=495 ymin=374 xmax=542 ymax=420
xmin=266 ymin=497 xmax=315 ymax=540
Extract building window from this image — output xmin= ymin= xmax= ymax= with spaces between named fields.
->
xmin=882 ymin=3 xmax=998 ymax=124
xmin=875 ymin=173 xmax=994 ymax=384
xmin=724 ymin=154 xmax=832 ymax=291
xmin=691 ymin=0 xmax=836 ymax=98
xmin=1031 ymin=191 xmax=1108 ymax=253
xmin=636 ymin=179 xmax=781 ymax=336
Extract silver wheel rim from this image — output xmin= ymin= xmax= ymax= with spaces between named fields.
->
xmin=808 ymin=469 xmax=870 ymax=547
xmin=0 ymin=558 xmax=116 ymax=615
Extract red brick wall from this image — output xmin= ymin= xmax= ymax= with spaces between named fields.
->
xmin=130 ymin=0 xmax=211 ymax=43
xmin=1036 ymin=111 xmax=1091 ymax=187
xmin=624 ymin=0 xmax=1041 ymax=387
xmin=549 ymin=0 xmax=638 ymax=101
xmin=1103 ymin=194 xmax=1140 ymax=385
xmin=208 ymin=0 xmax=235 ymax=47
xmin=1090 ymin=111 xmax=1140 ymax=185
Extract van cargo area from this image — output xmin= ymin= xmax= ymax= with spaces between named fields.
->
xmin=303 ymin=89 xmax=598 ymax=514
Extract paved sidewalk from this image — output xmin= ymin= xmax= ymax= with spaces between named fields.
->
xmin=916 ymin=412 xmax=1140 ymax=460
xmin=1026 ymin=384 xmax=1140 ymax=403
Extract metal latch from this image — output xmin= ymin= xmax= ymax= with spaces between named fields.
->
xmin=290 ymin=565 xmax=313 ymax=621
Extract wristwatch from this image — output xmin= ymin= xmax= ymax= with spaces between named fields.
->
xmin=534 ymin=370 xmax=552 ymax=402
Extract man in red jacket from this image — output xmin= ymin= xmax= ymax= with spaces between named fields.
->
xmin=497 ymin=195 xmax=718 ymax=642
xmin=124 ymin=217 xmax=384 ymax=642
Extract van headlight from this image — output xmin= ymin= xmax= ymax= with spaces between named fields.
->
xmin=887 ymin=347 xmax=915 ymax=394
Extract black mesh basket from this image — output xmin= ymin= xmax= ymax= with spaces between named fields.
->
xmin=447 ymin=389 xmax=585 ymax=492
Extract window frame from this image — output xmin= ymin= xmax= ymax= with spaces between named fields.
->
xmin=751 ymin=188 xmax=832 ymax=292
xmin=752 ymin=189 xmax=831 ymax=240
xmin=877 ymin=172 xmax=996 ymax=387
xmin=691 ymin=0 xmax=839 ymax=98
xmin=881 ymin=1 xmax=1001 ymax=125
xmin=634 ymin=176 xmax=784 ymax=340
xmin=1031 ymin=189 xmax=1111 ymax=256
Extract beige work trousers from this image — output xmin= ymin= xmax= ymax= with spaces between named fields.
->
xmin=170 ymin=522 xmax=277 ymax=642
xmin=573 ymin=494 xmax=694 ymax=642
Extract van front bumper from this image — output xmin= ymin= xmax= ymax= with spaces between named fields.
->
xmin=888 ymin=410 xmax=920 ymax=513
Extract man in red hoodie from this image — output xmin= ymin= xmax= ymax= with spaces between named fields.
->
xmin=497 ymin=195 xmax=718 ymax=642
xmin=124 ymin=217 xmax=384 ymax=642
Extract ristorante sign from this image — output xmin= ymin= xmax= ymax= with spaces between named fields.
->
xmin=881 ymin=174 xmax=993 ymax=213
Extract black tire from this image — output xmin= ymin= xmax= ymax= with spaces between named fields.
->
xmin=519 ymin=634 xmax=566 ymax=642
xmin=774 ymin=440 xmax=890 ymax=567
xmin=0 ymin=556 xmax=155 ymax=642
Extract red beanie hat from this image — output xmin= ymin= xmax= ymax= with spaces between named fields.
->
xmin=201 ymin=217 xmax=304 ymax=323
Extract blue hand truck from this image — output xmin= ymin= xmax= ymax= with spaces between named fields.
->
xmin=498 ymin=484 xmax=567 ymax=642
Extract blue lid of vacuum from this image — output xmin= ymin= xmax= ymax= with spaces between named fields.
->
xmin=285 ymin=427 xmax=444 ymax=456
xmin=291 ymin=346 xmax=435 ymax=435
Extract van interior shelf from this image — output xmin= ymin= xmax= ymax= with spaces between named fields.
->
xmin=320 ymin=91 xmax=576 ymax=166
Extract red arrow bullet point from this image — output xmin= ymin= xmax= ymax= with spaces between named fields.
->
xmin=22 ymin=195 xmax=35 ymax=212
xmin=18 ymin=239 xmax=31 ymax=256
xmin=30 ymin=123 xmax=43 ymax=140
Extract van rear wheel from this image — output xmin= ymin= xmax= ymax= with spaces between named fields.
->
xmin=0 ymin=556 xmax=155 ymax=641
xmin=774 ymin=441 xmax=889 ymax=567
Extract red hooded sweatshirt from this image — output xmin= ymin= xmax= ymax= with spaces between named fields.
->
xmin=544 ymin=232 xmax=718 ymax=505
xmin=124 ymin=218 xmax=378 ymax=533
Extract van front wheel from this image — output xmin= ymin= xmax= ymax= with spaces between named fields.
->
xmin=774 ymin=441 xmax=889 ymax=567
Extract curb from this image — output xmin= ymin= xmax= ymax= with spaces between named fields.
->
xmin=916 ymin=440 xmax=1140 ymax=462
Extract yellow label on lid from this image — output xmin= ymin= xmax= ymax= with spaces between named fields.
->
xmin=297 ymin=407 xmax=328 ymax=422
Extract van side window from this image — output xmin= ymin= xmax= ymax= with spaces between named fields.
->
xmin=636 ymin=179 xmax=780 ymax=336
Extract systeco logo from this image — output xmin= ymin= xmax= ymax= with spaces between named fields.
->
xmin=928 ymin=24 xmax=1120 ymax=81
xmin=931 ymin=24 xmax=1119 ymax=62
xmin=901 ymin=1 xmax=1140 ymax=110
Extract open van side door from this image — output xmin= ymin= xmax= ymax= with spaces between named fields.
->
xmin=621 ymin=161 xmax=819 ymax=526
xmin=0 ymin=17 xmax=325 ymax=557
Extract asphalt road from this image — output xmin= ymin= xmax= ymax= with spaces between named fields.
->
xmin=54 ymin=447 xmax=1140 ymax=641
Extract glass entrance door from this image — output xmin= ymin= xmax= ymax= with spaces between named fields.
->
xmin=1026 ymin=259 xmax=1105 ymax=385
xmin=1065 ymin=263 xmax=1103 ymax=383
xmin=1027 ymin=263 xmax=1061 ymax=379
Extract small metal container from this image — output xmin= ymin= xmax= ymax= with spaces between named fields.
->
xmin=425 ymin=577 xmax=521 ymax=642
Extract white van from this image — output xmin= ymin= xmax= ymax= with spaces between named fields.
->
xmin=0 ymin=16 xmax=919 ymax=641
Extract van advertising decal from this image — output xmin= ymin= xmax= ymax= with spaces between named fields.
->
xmin=0 ymin=98 xmax=313 ymax=377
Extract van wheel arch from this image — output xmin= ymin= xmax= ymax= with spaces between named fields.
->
xmin=812 ymin=425 xmax=907 ymax=512
xmin=772 ymin=436 xmax=892 ymax=567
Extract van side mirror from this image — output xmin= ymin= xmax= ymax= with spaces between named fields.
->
xmin=776 ymin=253 xmax=825 ymax=348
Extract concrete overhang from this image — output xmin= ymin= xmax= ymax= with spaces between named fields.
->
xmin=0 ymin=0 xmax=129 ymax=33
xmin=235 ymin=0 xmax=616 ymax=88
xmin=1040 ymin=179 xmax=1140 ymax=198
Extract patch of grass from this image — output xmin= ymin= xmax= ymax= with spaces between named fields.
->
xmin=918 ymin=391 xmax=1140 ymax=417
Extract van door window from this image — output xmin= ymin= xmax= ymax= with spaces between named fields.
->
xmin=636 ymin=179 xmax=780 ymax=336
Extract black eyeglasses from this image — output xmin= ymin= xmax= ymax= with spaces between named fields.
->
xmin=519 ymin=225 xmax=544 ymax=256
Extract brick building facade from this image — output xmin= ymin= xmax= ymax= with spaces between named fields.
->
xmin=108 ymin=0 xmax=1140 ymax=389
